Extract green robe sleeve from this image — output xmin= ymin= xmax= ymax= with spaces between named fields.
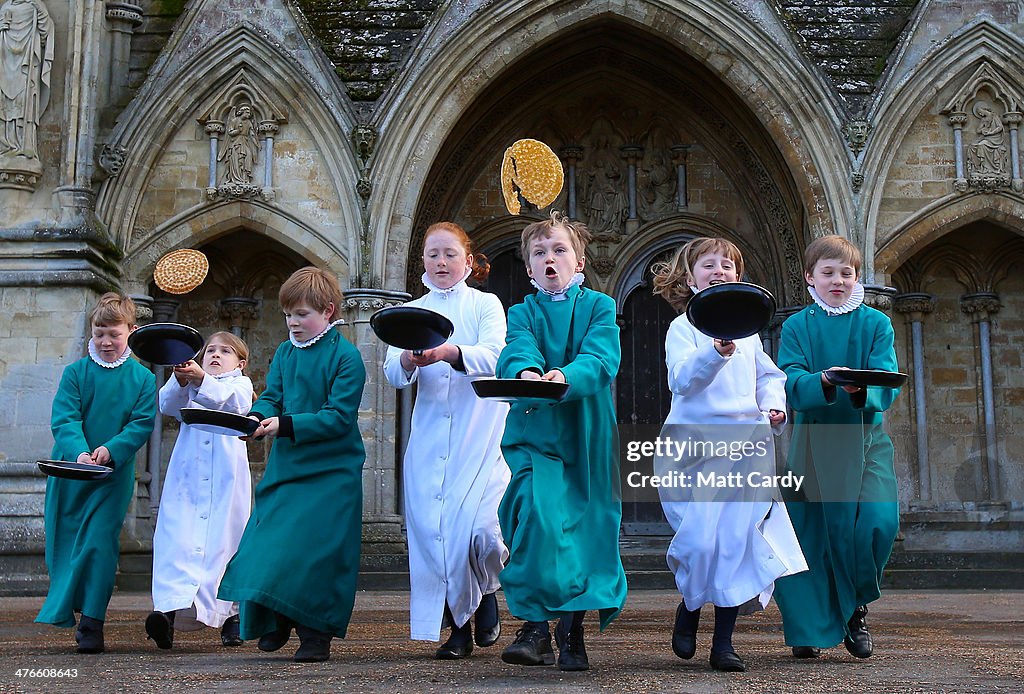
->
xmin=497 ymin=302 xmax=544 ymax=378
xmin=249 ymin=343 xmax=285 ymax=421
xmin=51 ymin=363 xmax=90 ymax=460
xmin=851 ymin=312 xmax=900 ymax=414
xmin=559 ymin=293 xmax=620 ymax=401
xmin=102 ymin=368 xmax=157 ymax=468
xmin=290 ymin=346 xmax=366 ymax=445
xmin=778 ymin=314 xmax=835 ymax=410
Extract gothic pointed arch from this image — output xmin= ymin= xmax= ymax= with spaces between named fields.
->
xmin=96 ymin=23 xmax=362 ymax=277
xmin=121 ymin=200 xmax=350 ymax=291
xmin=875 ymin=192 xmax=1024 ymax=274
xmin=863 ymin=20 xmax=1024 ymax=277
xmin=371 ymin=0 xmax=850 ymax=292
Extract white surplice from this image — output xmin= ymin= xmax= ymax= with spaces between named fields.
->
xmin=152 ymin=369 xmax=254 ymax=628
xmin=383 ymin=276 xmax=510 ymax=641
xmin=659 ymin=315 xmax=807 ymax=612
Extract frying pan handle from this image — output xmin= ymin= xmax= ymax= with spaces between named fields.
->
xmin=412 ymin=350 xmax=424 ymax=356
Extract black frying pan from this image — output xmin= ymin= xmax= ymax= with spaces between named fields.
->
xmin=825 ymin=368 xmax=908 ymax=389
xmin=370 ymin=306 xmax=454 ymax=354
xmin=180 ymin=408 xmax=260 ymax=436
xmin=471 ymin=377 xmax=569 ymax=403
xmin=128 ymin=323 xmax=204 ymax=365
xmin=686 ymin=282 xmax=776 ymax=341
xmin=37 ymin=459 xmax=113 ymax=481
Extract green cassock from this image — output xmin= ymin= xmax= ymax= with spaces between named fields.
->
xmin=218 ymin=329 xmax=366 ymax=639
xmin=772 ymin=303 xmax=901 ymax=648
xmin=36 ymin=356 xmax=156 ymax=627
xmin=496 ymin=286 xmax=627 ymax=630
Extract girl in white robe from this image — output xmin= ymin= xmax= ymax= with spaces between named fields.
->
xmin=146 ymin=331 xmax=254 ymax=649
xmin=651 ymin=238 xmax=807 ymax=672
xmin=383 ymin=222 xmax=510 ymax=659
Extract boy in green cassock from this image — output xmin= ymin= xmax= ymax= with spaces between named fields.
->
xmin=36 ymin=293 xmax=157 ymax=653
xmin=773 ymin=235 xmax=902 ymax=660
xmin=497 ymin=211 xmax=627 ymax=672
xmin=218 ymin=267 xmax=366 ymax=663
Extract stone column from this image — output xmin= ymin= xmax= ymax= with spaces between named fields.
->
xmin=204 ymin=121 xmax=224 ymax=194
xmin=258 ymin=121 xmax=279 ymax=200
xmin=561 ymin=145 xmax=583 ymax=218
xmin=948 ymin=112 xmax=969 ymax=192
xmin=862 ymin=284 xmax=896 ymax=313
xmin=960 ymin=292 xmax=1001 ymax=500
xmin=894 ymin=292 xmax=936 ymax=501
xmin=671 ymin=145 xmax=690 ymax=211
xmin=1004 ymin=112 xmax=1022 ymax=192
xmin=620 ymin=145 xmax=642 ymax=234
xmin=342 ymin=289 xmax=411 ymax=549
xmin=104 ymin=3 xmax=143 ymax=106
xmin=143 ymin=298 xmax=180 ymax=518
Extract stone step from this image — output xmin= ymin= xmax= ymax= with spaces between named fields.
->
xmin=91 ymin=549 xmax=1024 ymax=595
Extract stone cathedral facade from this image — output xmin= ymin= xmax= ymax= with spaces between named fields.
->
xmin=1 ymin=0 xmax=1022 ymax=593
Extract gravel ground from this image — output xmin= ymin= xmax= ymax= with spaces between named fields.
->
xmin=2 ymin=590 xmax=1022 ymax=693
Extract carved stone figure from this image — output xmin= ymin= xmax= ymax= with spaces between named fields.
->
xmin=218 ymin=103 xmax=259 ymax=184
xmin=966 ymin=100 xmax=1008 ymax=180
xmin=0 ymin=0 xmax=53 ymax=159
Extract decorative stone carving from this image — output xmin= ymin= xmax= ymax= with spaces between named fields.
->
xmin=851 ymin=170 xmax=864 ymax=193
xmin=0 ymin=0 xmax=53 ymax=191
xmin=960 ymin=292 xmax=1000 ymax=320
xmin=581 ymin=118 xmax=627 ymax=235
xmin=219 ymin=103 xmax=259 ymax=185
xmin=352 ymin=123 xmax=376 ymax=202
xmin=842 ymin=119 xmax=871 ymax=156
xmin=196 ymin=70 xmax=288 ymax=202
xmin=218 ymin=296 xmax=261 ymax=333
xmin=893 ymin=292 xmax=936 ymax=317
xmin=942 ymin=61 xmax=1022 ymax=194
xmin=97 ymin=143 xmax=127 ymax=178
xmin=104 ymin=2 xmax=142 ymax=25
xmin=862 ymin=284 xmax=896 ymax=312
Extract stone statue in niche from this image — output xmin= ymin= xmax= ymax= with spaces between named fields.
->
xmin=966 ymin=100 xmax=1009 ymax=185
xmin=638 ymin=135 xmax=676 ymax=222
xmin=582 ymin=122 xmax=627 ymax=235
xmin=0 ymin=0 xmax=52 ymax=161
xmin=218 ymin=103 xmax=259 ymax=185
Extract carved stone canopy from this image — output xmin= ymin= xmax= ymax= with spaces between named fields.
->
xmin=959 ymin=291 xmax=1000 ymax=319
xmin=894 ymin=292 xmax=936 ymax=316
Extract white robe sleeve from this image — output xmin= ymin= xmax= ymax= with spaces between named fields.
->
xmin=754 ymin=344 xmax=788 ymax=434
xmin=158 ymin=373 xmax=191 ymax=418
xmin=665 ymin=317 xmax=730 ymax=396
xmin=383 ymin=344 xmax=418 ymax=388
xmin=458 ymin=293 xmax=506 ymax=377
xmin=192 ymin=374 xmax=254 ymax=415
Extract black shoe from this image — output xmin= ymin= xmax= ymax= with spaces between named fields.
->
xmin=474 ymin=592 xmax=501 ymax=647
xmin=501 ymin=621 xmax=555 ymax=666
xmin=293 ymin=624 xmax=332 ymax=663
xmin=257 ymin=613 xmax=294 ymax=652
xmin=709 ymin=648 xmax=746 ymax=672
xmin=554 ymin=613 xmax=590 ymax=672
xmin=791 ymin=646 xmax=822 ymax=658
xmin=144 ymin=610 xmax=174 ymax=650
xmin=221 ymin=614 xmax=243 ymax=647
xmin=844 ymin=604 xmax=873 ymax=658
xmin=436 ymin=621 xmax=474 ymax=659
xmin=671 ymin=602 xmax=698 ymax=660
xmin=75 ymin=615 xmax=105 ymax=654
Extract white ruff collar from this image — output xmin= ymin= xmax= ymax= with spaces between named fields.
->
xmin=211 ymin=367 xmax=243 ymax=380
xmin=531 ymin=272 xmax=585 ymax=301
xmin=88 ymin=339 xmax=132 ymax=368
xmin=290 ymin=319 xmax=344 ymax=348
xmin=421 ymin=267 xmax=471 ymax=296
xmin=809 ymin=283 xmax=864 ymax=315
